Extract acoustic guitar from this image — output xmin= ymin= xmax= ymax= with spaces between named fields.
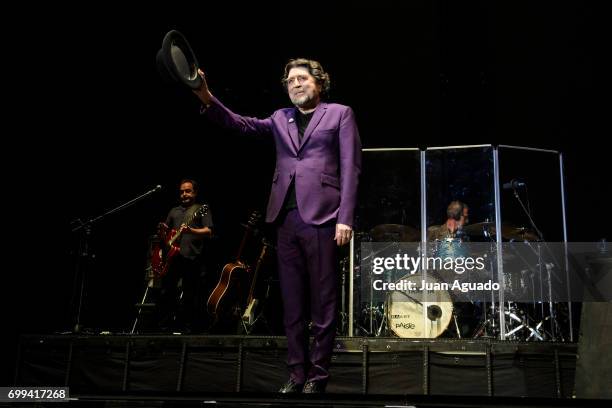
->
xmin=207 ymin=211 xmax=261 ymax=318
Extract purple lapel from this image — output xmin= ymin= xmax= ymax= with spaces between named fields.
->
xmin=286 ymin=110 xmax=300 ymax=152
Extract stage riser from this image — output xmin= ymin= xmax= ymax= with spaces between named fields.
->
xmin=15 ymin=335 xmax=576 ymax=398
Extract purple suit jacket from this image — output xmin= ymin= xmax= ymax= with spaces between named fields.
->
xmin=205 ymin=95 xmax=361 ymax=226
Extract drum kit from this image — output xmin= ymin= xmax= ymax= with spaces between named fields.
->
xmin=355 ymin=222 xmax=564 ymax=341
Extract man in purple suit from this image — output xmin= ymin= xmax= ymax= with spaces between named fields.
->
xmin=193 ymin=58 xmax=361 ymax=393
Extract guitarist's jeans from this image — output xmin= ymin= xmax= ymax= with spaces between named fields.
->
xmin=159 ymin=255 xmax=207 ymax=332
xmin=277 ymin=208 xmax=337 ymax=384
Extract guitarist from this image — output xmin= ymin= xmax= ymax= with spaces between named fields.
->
xmin=158 ymin=179 xmax=213 ymax=334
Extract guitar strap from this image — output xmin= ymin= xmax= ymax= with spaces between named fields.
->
xmin=182 ymin=204 xmax=202 ymax=226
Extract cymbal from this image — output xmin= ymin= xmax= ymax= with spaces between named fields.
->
xmin=370 ymin=224 xmax=420 ymax=242
xmin=461 ymin=222 xmax=538 ymax=241
xmin=461 ymin=222 xmax=495 ymax=236
xmin=499 ymin=224 xmax=539 ymax=241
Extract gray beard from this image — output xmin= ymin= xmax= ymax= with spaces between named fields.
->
xmin=290 ymin=93 xmax=313 ymax=108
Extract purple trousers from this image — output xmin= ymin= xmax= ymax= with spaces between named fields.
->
xmin=276 ymin=208 xmax=338 ymax=384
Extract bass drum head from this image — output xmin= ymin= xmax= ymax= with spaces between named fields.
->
xmin=387 ymin=273 xmax=453 ymax=338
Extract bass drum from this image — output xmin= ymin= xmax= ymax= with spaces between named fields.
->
xmin=387 ymin=273 xmax=453 ymax=338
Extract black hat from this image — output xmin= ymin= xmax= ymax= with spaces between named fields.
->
xmin=156 ymin=30 xmax=203 ymax=89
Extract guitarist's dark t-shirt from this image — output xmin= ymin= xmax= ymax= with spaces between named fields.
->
xmin=165 ymin=203 xmax=213 ymax=260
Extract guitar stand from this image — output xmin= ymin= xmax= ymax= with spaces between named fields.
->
xmin=240 ymin=277 xmax=276 ymax=335
xmin=131 ymin=274 xmax=158 ymax=334
xmin=240 ymin=308 xmax=271 ymax=335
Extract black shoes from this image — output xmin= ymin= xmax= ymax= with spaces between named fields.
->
xmin=278 ymin=379 xmax=326 ymax=394
xmin=302 ymin=380 xmax=326 ymax=394
xmin=278 ymin=379 xmax=304 ymax=393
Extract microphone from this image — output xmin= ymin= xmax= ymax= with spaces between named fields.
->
xmin=503 ymin=179 xmax=526 ymax=189
xmin=147 ymin=185 xmax=163 ymax=194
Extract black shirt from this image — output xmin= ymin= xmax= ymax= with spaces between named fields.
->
xmin=284 ymin=110 xmax=314 ymax=210
xmin=296 ymin=110 xmax=314 ymax=143
xmin=165 ymin=203 xmax=213 ymax=260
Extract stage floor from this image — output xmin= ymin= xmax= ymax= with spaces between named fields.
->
xmin=14 ymin=334 xmax=581 ymax=404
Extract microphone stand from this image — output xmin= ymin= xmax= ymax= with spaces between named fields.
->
xmin=511 ymin=187 xmax=563 ymax=341
xmin=511 ymin=188 xmax=544 ymax=242
xmin=69 ymin=186 xmax=162 ymax=333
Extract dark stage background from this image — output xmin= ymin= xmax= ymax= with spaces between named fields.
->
xmin=3 ymin=0 xmax=606 ymax=386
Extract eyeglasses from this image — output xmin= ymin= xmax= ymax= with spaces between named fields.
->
xmin=286 ymin=75 xmax=310 ymax=87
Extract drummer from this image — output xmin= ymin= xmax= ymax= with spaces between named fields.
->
xmin=426 ymin=200 xmax=483 ymax=337
xmin=427 ymin=201 xmax=469 ymax=241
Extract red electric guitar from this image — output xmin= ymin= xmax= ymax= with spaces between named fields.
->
xmin=150 ymin=204 xmax=209 ymax=278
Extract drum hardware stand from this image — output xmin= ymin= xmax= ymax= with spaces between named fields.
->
xmin=473 ymin=241 xmax=499 ymax=338
xmin=353 ymin=238 xmax=378 ymax=337
xmin=521 ymin=242 xmax=565 ymax=341
xmin=505 ymin=242 xmax=556 ymax=340
xmin=474 ymin=302 xmax=499 ymax=339
xmin=544 ymin=261 xmax=556 ymax=340
xmin=473 ymin=314 xmax=493 ymax=338
xmin=502 ymin=302 xmax=544 ymax=340
xmin=478 ymin=285 xmax=498 ymax=338
xmin=511 ymin=185 xmax=570 ymax=341
xmin=537 ymin=245 xmax=546 ymax=322
xmin=527 ymin=317 xmax=548 ymax=340
xmin=472 ymin=253 xmax=502 ymax=339
xmin=356 ymin=304 xmax=384 ymax=336
xmin=453 ymin=312 xmax=461 ymax=338
xmin=361 ymin=242 xmax=401 ymax=336
xmin=530 ymin=261 xmax=564 ymax=341
xmin=356 ymin=307 xmax=372 ymax=336
xmin=376 ymin=306 xmax=388 ymax=337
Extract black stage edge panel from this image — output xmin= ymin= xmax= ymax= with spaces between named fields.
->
xmin=15 ymin=335 xmax=579 ymax=399
xmin=574 ymin=302 xmax=612 ymax=399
